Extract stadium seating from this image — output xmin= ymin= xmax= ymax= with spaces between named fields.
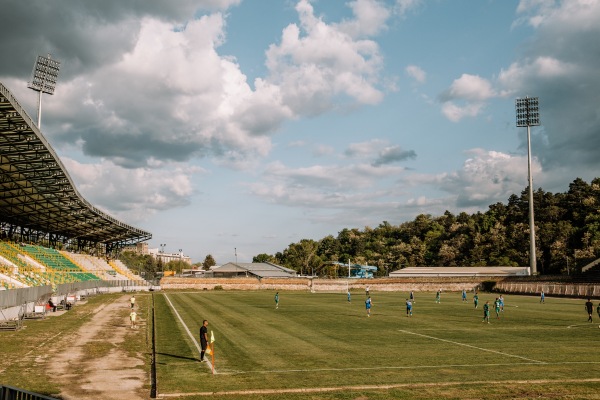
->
xmin=0 ymin=241 xmax=145 ymax=287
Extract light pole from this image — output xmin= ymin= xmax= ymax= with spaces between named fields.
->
xmin=28 ymin=54 xmax=61 ymax=129
xmin=179 ymin=249 xmax=183 ymax=274
xmin=159 ymin=244 xmax=166 ymax=275
xmin=516 ymin=96 xmax=540 ymax=275
xmin=235 ymin=247 xmax=237 ymax=264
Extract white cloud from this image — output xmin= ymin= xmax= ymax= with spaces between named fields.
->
xmin=265 ymin=0 xmax=385 ymax=115
xmin=437 ymin=149 xmax=542 ymax=208
xmin=438 ymin=74 xmax=496 ymax=122
xmin=394 ymin=0 xmax=422 ymax=17
xmin=62 ymin=158 xmax=201 ymax=222
xmin=405 ymin=65 xmax=426 ymax=84
xmin=441 ymin=74 xmax=496 ymax=102
xmin=247 ymin=160 xmax=405 ymax=208
xmin=336 ymin=0 xmax=391 ymax=37
xmin=441 ymin=102 xmax=484 ymax=123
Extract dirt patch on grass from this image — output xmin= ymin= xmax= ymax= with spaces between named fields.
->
xmin=48 ymin=295 xmax=147 ymax=400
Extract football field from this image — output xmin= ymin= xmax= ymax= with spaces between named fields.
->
xmin=154 ymin=290 xmax=600 ymax=399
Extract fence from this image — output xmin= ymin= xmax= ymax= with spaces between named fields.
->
xmin=0 ymin=384 xmax=58 ymax=400
xmin=495 ymin=281 xmax=600 ymax=298
xmin=0 ymin=280 xmax=151 ymax=310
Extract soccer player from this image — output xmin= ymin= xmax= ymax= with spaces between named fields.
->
xmin=462 ymin=289 xmax=467 ymax=302
xmin=347 ymin=290 xmax=351 ymax=302
xmin=199 ymin=320 xmax=209 ymax=361
xmin=435 ymin=290 xmax=441 ymax=303
xmin=366 ymin=286 xmax=370 ymax=297
xmin=365 ymin=296 xmax=372 ymax=317
xmin=585 ymin=298 xmax=593 ymax=322
xmin=406 ymin=298 xmax=413 ymax=317
xmin=499 ymin=295 xmax=505 ymax=312
xmin=482 ymin=301 xmax=490 ymax=323
xmin=494 ymin=298 xmax=501 ymax=319
xmin=130 ymin=310 xmax=137 ymax=328
xmin=597 ymin=303 xmax=600 ymax=320
xmin=473 ymin=292 xmax=479 ymax=309
xmin=275 ymin=292 xmax=279 ymax=309
xmin=540 ymin=291 xmax=545 ymax=303
xmin=130 ymin=295 xmax=135 ymax=309
xmin=410 ymin=291 xmax=415 ymax=303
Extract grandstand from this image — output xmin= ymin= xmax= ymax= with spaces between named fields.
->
xmin=0 ymin=81 xmax=151 ymax=289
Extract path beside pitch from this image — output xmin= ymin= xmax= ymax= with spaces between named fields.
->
xmin=49 ymin=294 xmax=147 ymax=400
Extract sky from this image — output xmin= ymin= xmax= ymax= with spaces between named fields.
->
xmin=1 ymin=0 xmax=599 ymax=265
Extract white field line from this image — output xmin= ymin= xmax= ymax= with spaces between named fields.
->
xmin=163 ymin=293 xmax=216 ymax=374
xmin=157 ymin=377 xmax=600 ymax=398
xmin=567 ymin=323 xmax=598 ymax=328
xmin=398 ymin=329 xmax=546 ymax=364
xmin=206 ymin=360 xmax=600 ymax=376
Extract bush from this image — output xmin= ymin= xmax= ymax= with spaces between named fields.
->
xmin=213 ymin=285 xmax=223 ymax=291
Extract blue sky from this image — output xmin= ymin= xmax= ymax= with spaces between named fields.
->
xmin=1 ymin=0 xmax=599 ymax=264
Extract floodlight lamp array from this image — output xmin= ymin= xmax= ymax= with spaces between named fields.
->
xmin=27 ymin=55 xmax=61 ymax=95
xmin=515 ymin=97 xmax=540 ymax=127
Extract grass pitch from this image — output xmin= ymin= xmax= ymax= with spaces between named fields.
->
xmin=154 ymin=290 xmax=600 ymax=399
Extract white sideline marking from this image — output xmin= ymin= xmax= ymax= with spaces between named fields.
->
xmin=567 ymin=323 xmax=596 ymax=328
xmin=163 ymin=293 xmax=217 ymax=374
xmin=158 ymin=377 xmax=600 ymax=398
xmin=398 ymin=329 xmax=546 ymax=364
xmin=190 ymin=360 xmax=600 ymax=376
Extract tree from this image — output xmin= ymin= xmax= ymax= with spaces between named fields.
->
xmin=286 ymin=239 xmax=320 ymax=276
xmin=253 ymin=253 xmax=276 ymax=263
xmin=203 ymin=254 xmax=216 ymax=270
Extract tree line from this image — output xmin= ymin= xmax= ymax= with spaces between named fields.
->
xmin=252 ymin=178 xmax=600 ymax=276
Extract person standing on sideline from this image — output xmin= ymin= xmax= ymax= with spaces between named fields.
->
xmin=585 ymin=298 xmax=594 ymax=322
xmin=199 ymin=320 xmax=209 ymax=361
xmin=347 ymin=290 xmax=351 ymax=302
xmin=473 ymin=292 xmax=479 ymax=309
xmin=435 ymin=290 xmax=441 ymax=303
xmin=482 ymin=301 xmax=490 ymax=323
xmin=365 ymin=296 xmax=372 ymax=317
xmin=130 ymin=309 xmax=137 ymax=328
xmin=540 ymin=291 xmax=545 ymax=303
xmin=130 ymin=295 xmax=135 ymax=309
xmin=406 ymin=298 xmax=413 ymax=317
xmin=462 ymin=289 xmax=467 ymax=302
xmin=275 ymin=292 xmax=279 ymax=309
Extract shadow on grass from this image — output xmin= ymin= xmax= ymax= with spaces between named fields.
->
xmin=156 ymin=352 xmax=200 ymax=363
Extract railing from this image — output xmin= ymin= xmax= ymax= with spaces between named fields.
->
xmin=0 ymin=384 xmax=59 ymax=400
xmin=0 ymin=280 xmax=151 ymax=310
xmin=495 ymin=281 xmax=600 ymax=298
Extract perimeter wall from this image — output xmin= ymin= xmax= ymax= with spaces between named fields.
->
xmin=160 ymin=276 xmax=600 ymax=299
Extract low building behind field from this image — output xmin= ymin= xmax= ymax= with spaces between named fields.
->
xmin=389 ymin=266 xmax=530 ymax=278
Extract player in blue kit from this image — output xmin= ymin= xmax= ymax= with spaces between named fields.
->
xmin=406 ymin=298 xmax=413 ymax=317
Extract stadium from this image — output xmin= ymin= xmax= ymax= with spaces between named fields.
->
xmin=1 ymin=79 xmax=600 ymax=400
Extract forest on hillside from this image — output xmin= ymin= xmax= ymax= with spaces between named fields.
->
xmin=253 ymin=178 xmax=600 ymax=276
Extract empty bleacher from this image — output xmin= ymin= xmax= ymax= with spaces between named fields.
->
xmin=0 ymin=241 xmax=146 ymax=288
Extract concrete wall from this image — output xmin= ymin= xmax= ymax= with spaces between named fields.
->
xmin=160 ymin=277 xmax=492 ymax=292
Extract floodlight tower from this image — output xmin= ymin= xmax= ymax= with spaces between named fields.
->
xmin=515 ymin=97 xmax=540 ymax=275
xmin=28 ymin=53 xmax=61 ymax=129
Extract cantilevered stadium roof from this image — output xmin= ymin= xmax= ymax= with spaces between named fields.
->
xmin=0 ymin=82 xmax=151 ymax=245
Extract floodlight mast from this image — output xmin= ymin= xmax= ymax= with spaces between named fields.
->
xmin=515 ymin=97 xmax=540 ymax=275
xmin=27 ymin=53 xmax=61 ymax=129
